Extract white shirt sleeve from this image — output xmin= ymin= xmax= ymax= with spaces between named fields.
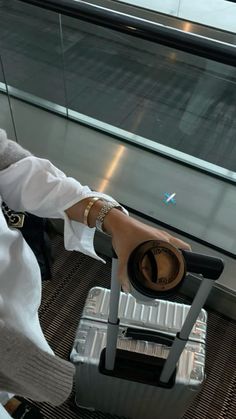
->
xmin=0 ymin=405 xmax=11 ymax=419
xmin=0 ymin=156 xmax=123 ymax=261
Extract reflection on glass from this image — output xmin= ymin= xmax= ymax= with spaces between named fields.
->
xmin=98 ymin=145 xmax=125 ymax=193
xmin=61 ymin=15 xmax=236 ymax=173
xmin=183 ymin=22 xmax=193 ymax=32
xmin=0 ymin=0 xmax=66 ymax=107
xmin=0 ymin=2 xmax=235 ymax=174
xmin=0 ymin=54 xmax=17 ymax=140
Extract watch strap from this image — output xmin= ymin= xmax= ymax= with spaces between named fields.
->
xmin=96 ymin=201 xmax=123 ymax=233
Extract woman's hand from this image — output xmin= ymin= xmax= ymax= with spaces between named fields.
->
xmin=103 ymin=209 xmax=191 ymax=292
xmin=65 ymin=198 xmax=191 ymax=292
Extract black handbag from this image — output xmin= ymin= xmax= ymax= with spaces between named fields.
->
xmin=2 ymin=202 xmax=52 ymax=281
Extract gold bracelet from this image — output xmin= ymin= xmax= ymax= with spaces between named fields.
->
xmin=83 ymin=197 xmax=100 ymax=227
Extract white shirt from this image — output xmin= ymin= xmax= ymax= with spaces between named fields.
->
xmin=0 ymin=404 xmax=13 ymax=419
xmin=0 ymin=156 xmax=115 ymax=354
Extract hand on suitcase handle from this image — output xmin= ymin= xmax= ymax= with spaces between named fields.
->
xmin=108 ymin=215 xmax=191 ymax=293
xmin=106 ymin=212 xmax=223 ymax=295
xmin=126 ymin=240 xmax=224 ymax=299
xmin=106 ymin=240 xmax=224 ymax=380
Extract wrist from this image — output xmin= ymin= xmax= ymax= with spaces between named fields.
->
xmin=65 ymin=196 xmax=128 ymax=234
xmin=102 ymin=206 xmax=129 ymax=235
xmin=87 ymin=199 xmax=106 ymax=228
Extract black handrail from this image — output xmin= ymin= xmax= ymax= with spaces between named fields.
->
xmin=18 ymin=0 xmax=236 ymax=67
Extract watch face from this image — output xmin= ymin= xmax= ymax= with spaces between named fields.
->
xmin=128 ymin=240 xmax=186 ymax=296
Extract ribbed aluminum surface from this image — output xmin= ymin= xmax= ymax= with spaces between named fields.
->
xmin=72 ymin=319 xmax=205 ymax=419
xmin=82 ymin=287 xmax=207 ymax=342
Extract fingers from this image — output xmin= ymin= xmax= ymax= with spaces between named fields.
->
xmin=117 ymin=260 xmax=131 ymax=293
xmin=149 ymin=227 xmax=191 ymax=252
xmin=168 ymin=235 xmax=192 ymax=251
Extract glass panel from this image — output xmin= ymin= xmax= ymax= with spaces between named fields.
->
xmin=0 ymin=54 xmax=17 ymax=140
xmin=0 ymin=0 xmax=66 ymax=109
xmin=0 ymin=3 xmax=234 ymax=256
xmin=117 ymin=1 xmax=236 ymax=33
xmin=62 ymin=16 xmax=236 ymax=173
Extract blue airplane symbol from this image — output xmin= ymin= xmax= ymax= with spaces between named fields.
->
xmin=163 ymin=192 xmax=176 ymax=205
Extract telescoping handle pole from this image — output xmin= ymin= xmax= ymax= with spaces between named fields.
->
xmin=105 ymin=256 xmax=121 ymax=371
xmin=160 ymin=277 xmax=213 ymax=383
xmin=160 ymin=252 xmax=224 ymax=384
xmin=105 ymin=246 xmax=224 ymax=378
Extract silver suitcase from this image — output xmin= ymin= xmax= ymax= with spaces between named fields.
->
xmin=80 ymin=286 xmax=207 ymax=342
xmin=71 ymin=254 xmax=222 ymax=419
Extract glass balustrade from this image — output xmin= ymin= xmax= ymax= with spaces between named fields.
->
xmin=0 ymin=0 xmax=67 ymax=113
xmin=0 ymin=0 xmax=235 ymax=177
xmin=0 ymin=52 xmax=17 ymax=140
xmin=0 ymin=0 xmax=235 ymax=258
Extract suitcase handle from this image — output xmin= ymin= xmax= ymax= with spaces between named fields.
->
xmin=182 ymin=250 xmax=224 ymax=280
xmin=124 ymin=327 xmax=174 ymax=346
xmin=113 ymin=244 xmax=225 ymax=281
xmin=127 ymin=241 xmax=224 ymax=298
xmin=105 ymin=244 xmax=224 ymax=385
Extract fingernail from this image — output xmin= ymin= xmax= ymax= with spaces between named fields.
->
xmin=122 ymin=284 xmax=130 ymax=294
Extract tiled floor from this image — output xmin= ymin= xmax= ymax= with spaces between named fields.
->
xmin=0 ymin=1 xmax=236 ymax=170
